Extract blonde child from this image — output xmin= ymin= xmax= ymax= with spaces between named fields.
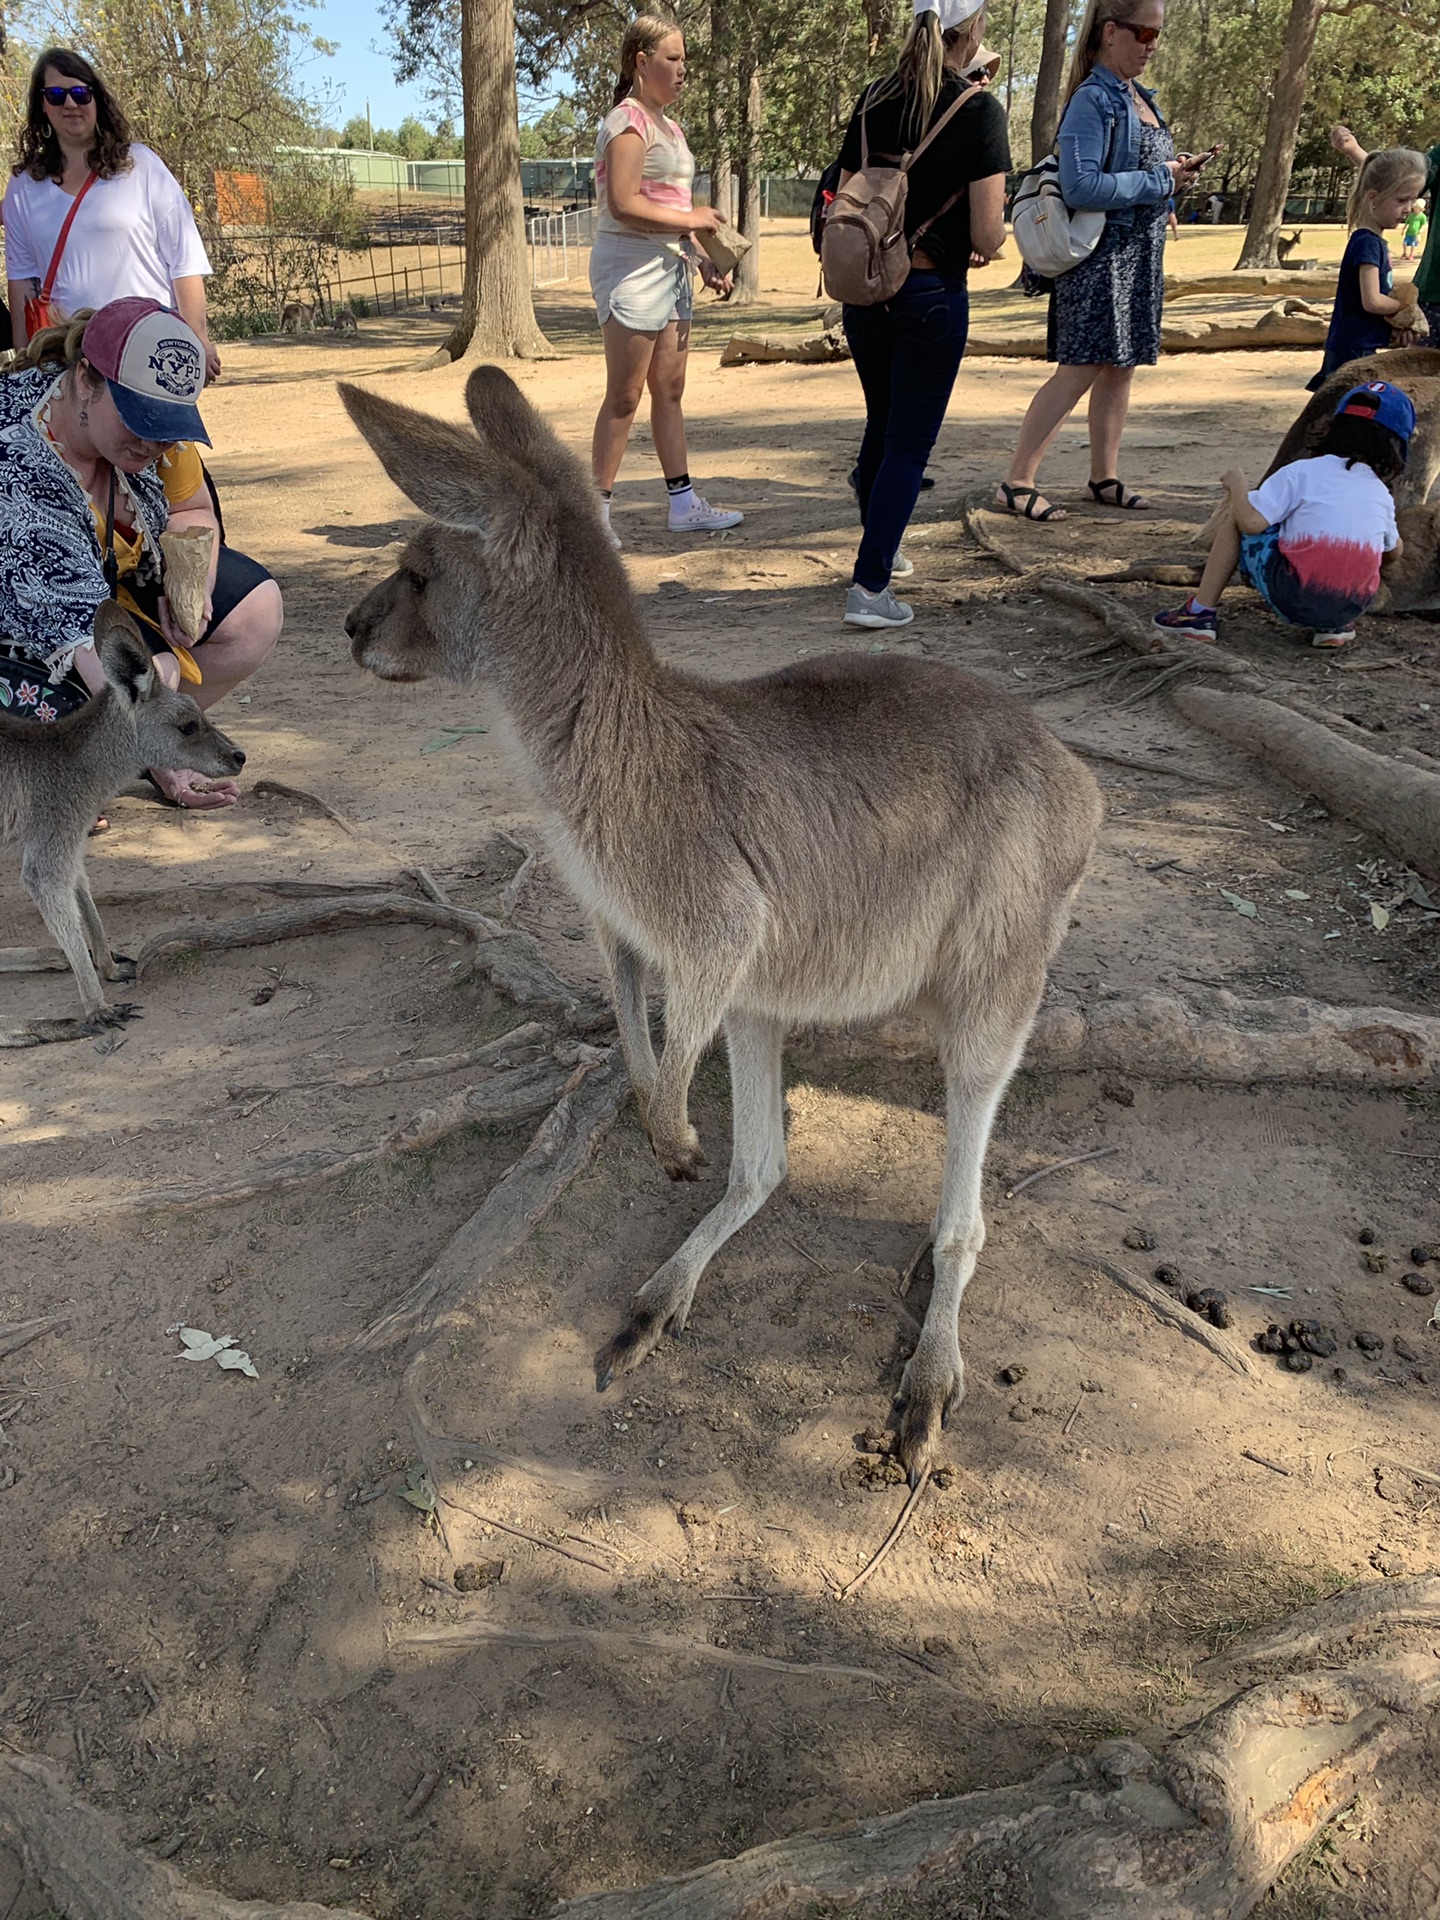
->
xmin=1310 ymin=147 xmax=1427 ymax=389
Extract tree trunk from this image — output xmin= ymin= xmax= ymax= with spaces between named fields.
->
xmin=708 ymin=0 xmax=735 ymax=224
xmin=441 ymin=0 xmax=550 ymax=362
xmin=1030 ymin=0 xmax=1071 ymax=165
xmin=731 ymin=59 xmax=763 ymax=304
xmin=1234 ymin=0 xmax=1323 ymax=269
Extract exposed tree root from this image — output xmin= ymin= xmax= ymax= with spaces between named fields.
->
xmin=343 ymin=1053 xmax=627 ymax=1356
xmin=131 ymin=891 xmax=601 ymax=1022
xmin=0 ymin=1754 xmax=372 ymax=1920
xmin=1172 ymin=684 xmax=1440 ymax=878
xmin=803 ymin=988 xmax=1440 ymax=1087
xmin=0 ymin=947 xmax=68 ymax=973
xmin=250 ymin=777 xmax=357 ymax=835
xmin=224 ymin=1020 xmax=546 ymax=1099
xmin=107 ymin=1057 xmax=573 ymax=1214
xmin=397 ymin=1618 xmax=899 ymax=1689
xmin=1200 ymin=1573 xmax=1440 ymax=1676
xmin=959 ymin=488 xmax=1036 ymax=575
xmin=0 ymin=1317 xmax=68 ymax=1363
xmin=555 ymin=1640 xmax=1440 ymax=1918
xmin=1052 ymin=738 xmax=1222 ymax=783
xmin=1090 ymin=1258 xmax=1257 ymax=1378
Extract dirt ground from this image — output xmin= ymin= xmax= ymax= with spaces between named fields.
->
xmin=2 ymin=223 xmax=1439 ymax=1920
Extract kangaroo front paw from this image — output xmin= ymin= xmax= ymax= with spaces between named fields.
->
xmin=893 ymin=1350 xmax=965 ymax=1487
xmin=85 ymin=1001 xmax=142 ymax=1033
xmin=650 ymin=1125 xmax=708 ymax=1183
xmin=105 ymin=953 xmax=138 ymax=984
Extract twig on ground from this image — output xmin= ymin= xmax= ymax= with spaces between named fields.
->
xmin=0 ymin=1317 xmax=68 ymax=1363
xmin=438 ymin=1495 xmax=634 ymax=1572
xmin=225 ymin=1021 xmax=547 ymax=1099
xmin=837 ymin=1468 xmax=930 ymax=1601
xmin=1375 ymin=1455 xmax=1440 ymax=1488
xmin=782 ymin=1233 xmax=831 ymax=1274
xmin=1054 ymin=738 xmax=1221 ymax=783
xmin=1061 ymin=1394 xmax=1085 ymax=1438
xmin=402 ymin=1771 xmax=439 ymax=1819
xmin=1385 ymin=1148 xmax=1440 ymax=1160
xmin=1242 ymin=1448 xmax=1293 ymax=1477
xmin=107 ymin=1058 xmax=571 ymax=1214
xmin=1332 ymin=656 xmax=1408 ymax=673
xmin=500 ymin=849 xmax=541 ymax=921
xmin=1091 ymin=1259 xmax=1257 ymax=1378
xmin=252 ymin=778 xmax=356 ymax=835
xmin=1005 ymin=1146 xmax=1117 ymax=1200
xmin=344 ymin=1054 xmax=627 ymax=1355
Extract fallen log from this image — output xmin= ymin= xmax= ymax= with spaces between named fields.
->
xmin=344 ymin=1053 xmax=628 ymax=1355
xmin=554 ymin=1643 xmax=1440 ymax=1918
xmin=798 ymin=988 xmax=1440 ymax=1087
xmin=1172 ymin=683 xmax=1440 ymax=878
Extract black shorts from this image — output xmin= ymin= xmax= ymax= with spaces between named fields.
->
xmin=126 ymin=544 xmax=274 ymax=648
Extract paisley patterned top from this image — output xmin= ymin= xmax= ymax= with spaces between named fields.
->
xmin=0 ymin=365 xmax=169 ymax=674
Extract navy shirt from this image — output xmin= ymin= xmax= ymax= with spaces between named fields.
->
xmin=1313 ymin=228 xmax=1395 ymax=386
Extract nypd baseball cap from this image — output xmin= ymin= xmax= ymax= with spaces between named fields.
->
xmin=1335 ymin=379 xmax=1416 ymax=446
xmin=81 ymin=298 xmax=211 ymax=447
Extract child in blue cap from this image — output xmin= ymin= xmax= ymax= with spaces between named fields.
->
xmin=1153 ymin=379 xmax=1414 ymax=649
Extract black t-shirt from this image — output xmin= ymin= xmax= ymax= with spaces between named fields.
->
xmin=837 ymin=78 xmax=1011 ymax=279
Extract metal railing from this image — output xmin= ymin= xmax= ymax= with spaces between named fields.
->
xmin=527 ymin=205 xmax=597 ymax=287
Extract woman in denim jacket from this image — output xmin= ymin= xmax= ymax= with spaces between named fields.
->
xmin=995 ymin=0 xmax=1206 ymax=520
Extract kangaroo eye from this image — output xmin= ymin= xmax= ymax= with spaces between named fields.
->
xmin=179 ymin=719 xmax=200 ymax=737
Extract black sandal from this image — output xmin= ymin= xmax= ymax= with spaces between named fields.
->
xmin=1088 ymin=478 xmax=1151 ymax=510
xmin=995 ymin=482 xmax=1067 ymax=522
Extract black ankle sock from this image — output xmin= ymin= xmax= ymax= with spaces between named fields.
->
xmin=598 ymin=487 xmax=613 ymax=500
xmin=664 ymin=473 xmax=691 ymax=494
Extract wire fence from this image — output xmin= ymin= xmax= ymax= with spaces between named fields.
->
xmin=527 ymin=204 xmax=598 ymax=287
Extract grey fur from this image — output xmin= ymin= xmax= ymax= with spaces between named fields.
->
xmin=338 ymin=367 xmax=1102 ymax=1479
xmin=0 ymin=603 xmax=245 ymax=1016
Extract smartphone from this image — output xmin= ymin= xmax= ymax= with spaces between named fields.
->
xmin=1184 ymin=144 xmax=1224 ymax=170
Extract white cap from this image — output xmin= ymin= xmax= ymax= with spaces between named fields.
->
xmin=914 ymin=0 xmax=986 ymax=30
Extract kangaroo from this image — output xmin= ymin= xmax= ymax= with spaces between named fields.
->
xmin=339 ymin=369 xmax=1102 ymax=1480
xmin=1264 ymin=346 xmax=1440 ymax=509
xmin=280 ymin=300 xmax=314 ymax=333
xmin=1276 ymin=228 xmax=1304 ymax=264
xmin=1 ymin=603 xmax=246 ymax=1020
xmin=332 ymin=309 xmax=359 ymax=337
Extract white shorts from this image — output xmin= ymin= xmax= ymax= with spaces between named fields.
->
xmin=590 ymin=232 xmax=694 ymax=332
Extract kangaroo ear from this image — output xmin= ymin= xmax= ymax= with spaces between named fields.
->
xmin=338 ymin=382 xmax=540 ymax=544
xmin=462 ymin=363 xmax=594 ymax=499
xmin=95 ymin=601 xmax=155 ymax=704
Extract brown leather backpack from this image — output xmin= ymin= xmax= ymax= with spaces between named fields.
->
xmin=819 ymin=80 xmax=983 ymax=307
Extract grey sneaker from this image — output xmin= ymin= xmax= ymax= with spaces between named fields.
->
xmin=891 ymin=550 xmax=914 ymax=578
xmin=844 ymin=584 xmax=914 ymax=629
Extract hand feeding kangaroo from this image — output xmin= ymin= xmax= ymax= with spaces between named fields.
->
xmin=0 ymin=603 xmax=246 ymax=1020
xmin=339 ymin=369 xmax=1102 ymax=1479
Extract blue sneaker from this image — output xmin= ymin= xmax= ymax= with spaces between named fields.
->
xmin=1153 ymin=600 xmax=1218 ymax=642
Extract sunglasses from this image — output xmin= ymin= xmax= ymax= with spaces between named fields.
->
xmin=43 ymin=85 xmax=94 ymax=106
xmin=1114 ymin=21 xmax=1162 ymax=43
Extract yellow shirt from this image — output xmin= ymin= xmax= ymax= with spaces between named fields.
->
xmin=89 ymin=442 xmax=206 ymax=633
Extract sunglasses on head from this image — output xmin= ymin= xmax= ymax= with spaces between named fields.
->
xmin=43 ymin=84 xmax=94 ymax=105
xmin=1114 ymin=20 xmax=1161 ymax=43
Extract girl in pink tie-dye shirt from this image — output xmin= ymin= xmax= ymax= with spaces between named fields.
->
xmin=588 ymin=15 xmax=743 ymax=547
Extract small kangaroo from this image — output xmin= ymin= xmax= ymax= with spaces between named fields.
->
xmin=1276 ymin=228 xmax=1304 ymax=264
xmin=339 ymin=369 xmax=1102 ymax=1480
xmin=0 ymin=603 xmax=246 ymax=1019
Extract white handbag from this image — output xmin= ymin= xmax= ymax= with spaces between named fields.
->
xmin=1010 ymin=153 xmax=1106 ymax=278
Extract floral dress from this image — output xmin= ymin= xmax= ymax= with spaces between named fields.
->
xmin=1051 ymin=119 xmax=1174 ymax=368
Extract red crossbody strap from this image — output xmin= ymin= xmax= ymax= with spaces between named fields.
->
xmin=40 ymin=170 xmax=98 ymax=300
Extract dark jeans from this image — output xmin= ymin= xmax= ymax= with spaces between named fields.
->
xmin=843 ymin=270 xmax=969 ymax=592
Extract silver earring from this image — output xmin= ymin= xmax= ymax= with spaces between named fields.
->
xmin=78 ymin=406 xmax=88 ymax=424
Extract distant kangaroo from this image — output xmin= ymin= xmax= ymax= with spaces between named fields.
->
xmin=1276 ymin=228 xmax=1304 ymax=264
xmin=339 ymin=370 xmax=1102 ymax=1479
xmin=1 ymin=604 xmax=245 ymax=1020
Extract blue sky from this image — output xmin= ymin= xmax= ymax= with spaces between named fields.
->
xmin=307 ymin=0 xmax=440 ymax=133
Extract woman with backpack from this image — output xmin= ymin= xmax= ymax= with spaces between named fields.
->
xmin=831 ymin=0 xmax=1010 ymax=629
xmin=993 ymin=0 xmax=1208 ymax=522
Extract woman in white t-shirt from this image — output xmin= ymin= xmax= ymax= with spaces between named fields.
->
xmin=588 ymin=15 xmax=742 ymax=548
xmin=4 ymin=48 xmax=220 ymax=379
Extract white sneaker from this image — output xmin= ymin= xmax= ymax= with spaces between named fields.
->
xmin=844 ymin=585 xmax=913 ymax=629
xmin=667 ymin=492 xmax=744 ymax=533
xmin=891 ymin=550 xmax=914 ymax=578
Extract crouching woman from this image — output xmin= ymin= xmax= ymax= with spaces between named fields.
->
xmin=0 ymin=298 xmax=280 ymax=808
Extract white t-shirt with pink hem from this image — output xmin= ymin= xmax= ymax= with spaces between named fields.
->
xmin=594 ymin=99 xmax=695 ymax=239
